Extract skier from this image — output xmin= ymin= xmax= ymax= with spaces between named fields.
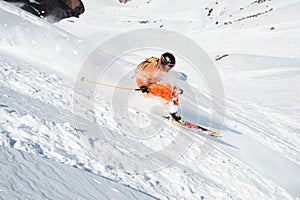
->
xmin=135 ymin=52 xmax=182 ymax=122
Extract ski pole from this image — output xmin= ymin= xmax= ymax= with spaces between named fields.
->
xmin=81 ymin=77 xmax=141 ymax=91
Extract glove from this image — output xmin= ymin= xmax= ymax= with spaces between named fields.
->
xmin=178 ymin=88 xmax=184 ymax=95
xmin=170 ymin=113 xmax=182 ymax=122
xmin=140 ymin=85 xmax=150 ymax=93
xmin=174 ymin=86 xmax=183 ymax=95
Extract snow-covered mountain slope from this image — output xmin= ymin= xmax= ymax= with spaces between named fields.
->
xmin=2 ymin=46 xmax=292 ymax=199
xmin=0 ymin=51 xmax=160 ymax=199
xmin=59 ymin=0 xmax=299 ymax=198
xmin=0 ymin=1 xmax=88 ymax=79
xmin=0 ymin=146 xmax=157 ymax=200
xmin=0 ymin=0 xmax=299 ymax=199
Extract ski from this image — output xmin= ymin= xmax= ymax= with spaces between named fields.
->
xmin=180 ymin=121 xmax=220 ymax=137
xmin=165 ymin=117 xmax=221 ymax=137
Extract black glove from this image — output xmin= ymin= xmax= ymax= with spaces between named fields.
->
xmin=174 ymin=87 xmax=183 ymax=95
xmin=140 ymin=85 xmax=150 ymax=93
xmin=170 ymin=113 xmax=182 ymax=122
xmin=178 ymin=88 xmax=184 ymax=95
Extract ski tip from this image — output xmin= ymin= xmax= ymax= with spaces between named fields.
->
xmin=204 ymin=130 xmax=221 ymax=137
xmin=172 ymin=121 xmax=182 ymax=126
xmin=211 ymin=132 xmax=221 ymax=137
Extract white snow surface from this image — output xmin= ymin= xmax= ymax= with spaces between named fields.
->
xmin=0 ymin=146 xmax=157 ymax=200
xmin=1 ymin=0 xmax=300 ymax=199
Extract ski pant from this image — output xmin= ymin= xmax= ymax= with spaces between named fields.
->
xmin=147 ymin=83 xmax=179 ymax=113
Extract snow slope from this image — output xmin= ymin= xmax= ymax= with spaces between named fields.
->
xmin=0 ymin=146 xmax=157 ymax=200
xmin=0 ymin=0 xmax=300 ymax=199
xmin=0 ymin=2 xmax=157 ymax=199
xmin=0 ymin=1 xmax=88 ymax=79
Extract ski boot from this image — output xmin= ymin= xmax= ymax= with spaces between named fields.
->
xmin=168 ymin=112 xmax=182 ymax=123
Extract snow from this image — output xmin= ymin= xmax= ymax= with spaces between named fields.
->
xmin=0 ymin=146 xmax=157 ymax=200
xmin=0 ymin=0 xmax=300 ymax=199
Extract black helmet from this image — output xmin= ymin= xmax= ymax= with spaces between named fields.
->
xmin=161 ymin=52 xmax=176 ymax=66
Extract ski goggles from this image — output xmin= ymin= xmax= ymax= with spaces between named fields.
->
xmin=164 ymin=63 xmax=175 ymax=71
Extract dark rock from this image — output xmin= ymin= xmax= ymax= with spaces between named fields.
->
xmin=61 ymin=0 xmax=84 ymax=18
xmin=4 ymin=0 xmax=85 ymax=22
xmin=119 ymin=0 xmax=129 ymax=3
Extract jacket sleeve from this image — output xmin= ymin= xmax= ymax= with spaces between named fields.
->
xmin=135 ymin=62 xmax=161 ymax=88
xmin=135 ymin=62 xmax=149 ymax=87
xmin=136 ymin=77 xmax=147 ymax=88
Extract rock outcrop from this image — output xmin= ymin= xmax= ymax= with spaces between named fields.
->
xmin=4 ymin=0 xmax=85 ymax=22
xmin=119 ymin=0 xmax=129 ymax=3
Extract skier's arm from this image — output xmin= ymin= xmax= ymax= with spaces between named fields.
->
xmin=135 ymin=62 xmax=160 ymax=87
xmin=136 ymin=77 xmax=148 ymax=88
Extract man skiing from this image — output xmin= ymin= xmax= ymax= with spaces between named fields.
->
xmin=135 ymin=52 xmax=182 ymax=122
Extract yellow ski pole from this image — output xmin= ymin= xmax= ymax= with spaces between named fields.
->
xmin=81 ymin=77 xmax=141 ymax=91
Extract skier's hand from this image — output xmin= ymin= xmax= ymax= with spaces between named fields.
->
xmin=178 ymin=88 xmax=183 ymax=95
xmin=140 ymin=85 xmax=150 ymax=93
xmin=174 ymin=86 xmax=183 ymax=95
